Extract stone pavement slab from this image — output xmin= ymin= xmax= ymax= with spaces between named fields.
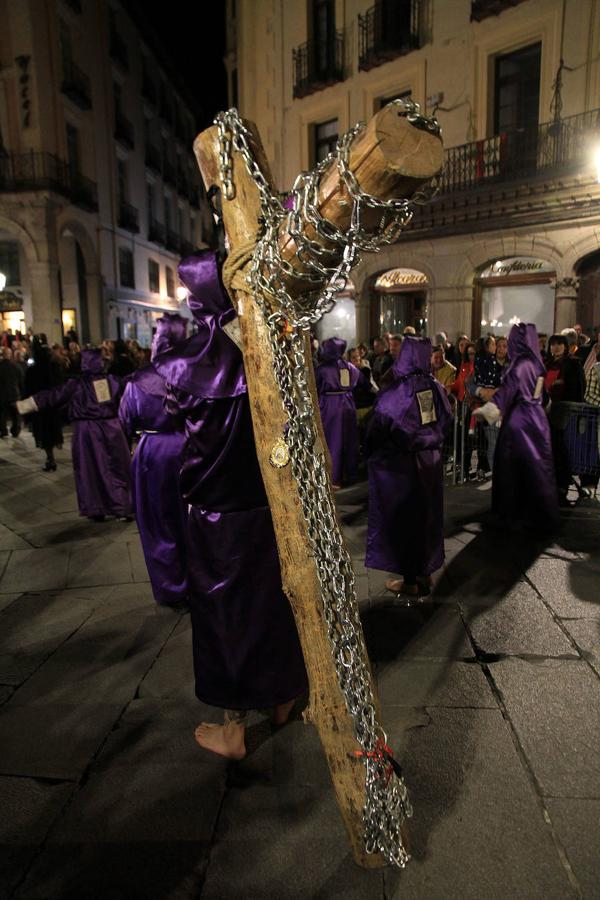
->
xmin=545 ymin=799 xmax=600 ymax=899
xmin=0 ymin=548 xmax=71 ymax=594
xmin=526 ymin=558 xmax=600 ymax=619
xmin=137 ymin=617 xmax=194 ymax=701
xmin=490 ymin=658 xmax=600 ymax=798
xmin=65 ymin=539 xmax=134 ymax=588
xmin=363 ymin=603 xmax=475 ymax=661
xmin=0 ymin=525 xmax=31 ymax=551
xmin=383 ymin=707 xmax=575 ymax=900
xmin=377 ymin=659 xmax=497 ymax=708
xmin=0 ymin=591 xmax=21 ymax=613
xmin=0 ymin=776 xmax=74 ymax=900
xmin=560 ymin=619 xmax=600 ymax=677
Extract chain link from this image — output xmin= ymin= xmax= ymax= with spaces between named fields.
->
xmin=214 ymin=100 xmax=440 ymax=868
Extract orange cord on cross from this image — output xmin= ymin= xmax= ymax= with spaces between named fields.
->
xmin=350 ymin=737 xmax=402 ymax=786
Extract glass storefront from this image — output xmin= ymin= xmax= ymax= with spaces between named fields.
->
xmin=477 ymin=257 xmax=555 ymax=337
xmin=373 ymin=268 xmax=429 ymax=336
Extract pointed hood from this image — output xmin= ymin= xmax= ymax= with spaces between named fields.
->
xmin=320 ymin=337 xmax=347 ymax=362
xmin=81 ymin=348 xmax=105 ymax=376
xmin=153 ymin=250 xmax=246 ymax=400
xmin=507 ymin=323 xmax=545 ymax=377
xmin=151 ymin=313 xmax=188 ymax=361
xmin=393 ymin=336 xmax=432 ymax=378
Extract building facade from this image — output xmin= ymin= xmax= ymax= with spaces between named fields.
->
xmin=0 ymin=0 xmax=213 ymax=345
xmin=226 ymin=0 xmax=600 ymax=344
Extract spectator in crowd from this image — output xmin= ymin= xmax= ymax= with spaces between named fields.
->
xmin=389 ymin=334 xmax=403 ymax=360
xmin=316 ymin=337 xmax=360 ymax=489
xmin=109 ymin=339 xmax=136 ymax=377
xmin=545 ymin=334 xmax=585 ymax=504
xmin=365 ymin=337 xmax=453 ymax=598
xmin=68 ymin=341 xmax=82 ymax=373
xmin=431 ymin=344 xmax=456 ymax=391
xmin=369 ymin=336 xmax=393 ymax=386
xmin=403 ymin=326 xmax=416 ymax=336
xmin=0 ymin=347 xmax=23 ymax=437
xmin=474 ymin=323 xmax=559 ymax=531
xmin=561 ymin=328 xmax=583 ymax=362
xmin=24 ymin=337 xmax=64 ymax=471
xmin=495 ymin=336 xmax=509 ymax=370
xmin=538 ymin=332 xmax=549 ymax=362
xmin=435 ymin=331 xmax=457 ymax=367
xmin=348 ymin=346 xmax=378 ymax=422
xmin=583 ymin=329 xmax=600 ymax=380
xmin=584 ymin=358 xmax=600 ymax=405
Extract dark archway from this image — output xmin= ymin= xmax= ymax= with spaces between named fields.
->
xmin=575 ymin=250 xmax=600 ymax=334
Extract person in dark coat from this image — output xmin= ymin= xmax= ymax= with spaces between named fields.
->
xmin=0 ymin=347 xmax=23 ymax=437
xmin=153 ymin=250 xmax=307 ymax=760
xmin=544 ymin=333 xmax=585 ymax=503
xmin=17 ymin=349 xmax=132 ymax=520
xmin=474 ymin=323 xmax=559 ymax=530
xmin=24 ymin=337 xmax=64 ymax=470
xmin=315 ymin=337 xmax=360 ymax=488
xmin=365 ymin=337 xmax=453 ymax=598
xmin=119 ymin=314 xmax=189 ymax=607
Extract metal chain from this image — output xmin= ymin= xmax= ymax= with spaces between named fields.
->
xmin=215 ymin=100 xmax=440 ymax=867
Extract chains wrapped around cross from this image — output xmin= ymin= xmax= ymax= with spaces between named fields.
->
xmin=194 ymin=98 xmax=444 ymax=869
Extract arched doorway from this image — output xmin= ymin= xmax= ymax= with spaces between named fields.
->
xmin=0 ymin=228 xmax=31 ymax=334
xmin=58 ymin=229 xmax=92 ymax=344
xmin=575 ymin=251 xmax=600 ymax=333
xmin=371 ymin=267 xmax=428 ymax=336
xmin=473 ymin=256 xmax=556 ymax=338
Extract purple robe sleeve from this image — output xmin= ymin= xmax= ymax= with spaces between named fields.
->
xmin=118 ymin=382 xmax=138 ymax=440
xmin=34 ymin=378 xmax=79 ymax=412
xmin=490 ymin=364 xmax=522 ymax=416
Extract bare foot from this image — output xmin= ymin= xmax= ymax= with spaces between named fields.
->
xmin=194 ymin=721 xmax=246 ymax=759
xmin=385 ymin=579 xmax=418 ymax=596
xmin=272 ymin=698 xmax=296 ymax=726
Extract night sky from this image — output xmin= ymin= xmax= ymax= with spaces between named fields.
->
xmin=123 ymin=0 xmax=229 ymax=130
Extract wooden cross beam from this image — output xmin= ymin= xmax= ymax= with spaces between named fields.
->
xmin=194 ymin=104 xmax=443 ymax=868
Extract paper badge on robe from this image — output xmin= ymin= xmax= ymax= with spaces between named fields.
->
xmin=416 ymin=389 xmax=437 ymax=425
xmin=222 ymin=317 xmax=243 ymax=350
xmin=93 ymin=378 xmax=111 ymax=404
xmin=339 ymin=368 xmax=351 ymax=388
xmin=534 ymin=376 xmax=544 ymax=399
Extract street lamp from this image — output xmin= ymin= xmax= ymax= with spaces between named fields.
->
xmin=176 ymin=285 xmax=188 ymax=302
xmin=0 ymin=271 xmax=6 ymax=292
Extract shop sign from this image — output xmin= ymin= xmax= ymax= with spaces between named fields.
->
xmin=480 ymin=257 xmax=555 ymax=279
xmin=375 ymin=268 xmax=429 ymax=291
xmin=0 ymin=291 xmax=22 ymax=312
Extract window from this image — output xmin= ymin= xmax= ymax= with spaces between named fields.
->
xmin=117 ymin=159 xmax=128 ymax=204
xmin=165 ymin=265 xmax=175 ymax=298
xmin=378 ymin=89 xmax=412 ymax=110
xmin=493 ymin=42 xmax=541 ymax=135
xmin=146 ymin=181 xmax=154 ymax=220
xmin=59 ymin=20 xmax=72 ymax=70
xmin=313 ymin=118 xmax=338 ymax=163
xmin=113 ymin=81 xmax=123 ymax=117
xmin=119 ymin=247 xmax=135 ymax=288
xmin=0 ymin=242 xmax=21 ymax=286
xmin=148 ymin=259 xmax=160 ymax=293
xmin=66 ymin=123 xmax=80 ymax=172
xmin=164 ymin=195 xmax=171 ymax=232
xmin=312 ymin=0 xmax=336 ymax=74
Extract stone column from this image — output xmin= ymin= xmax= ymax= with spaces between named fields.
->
xmin=28 ymin=261 xmax=62 ymax=343
xmin=428 ymin=288 xmax=473 ymax=340
xmin=554 ymin=280 xmax=578 ymax=332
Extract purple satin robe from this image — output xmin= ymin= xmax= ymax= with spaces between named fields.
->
xmin=153 ymin=250 xmax=307 ymax=710
xmin=316 ymin=337 xmax=360 ymax=485
xmin=119 ymin=365 xmax=187 ymax=606
xmin=34 ymin=349 xmax=132 ymax=518
xmin=490 ymin=324 xmax=559 ymax=530
xmin=365 ymin=337 xmax=453 ymax=577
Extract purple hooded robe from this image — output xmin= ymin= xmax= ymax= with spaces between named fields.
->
xmin=365 ymin=337 xmax=453 ymax=577
xmin=32 ymin=349 xmax=132 ymax=518
xmin=315 ymin=337 xmax=360 ymax=485
xmin=487 ymin=323 xmax=559 ymax=530
xmin=153 ymin=251 xmax=307 ymax=711
xmin=118 ymin=314 xmax=188 ymax=606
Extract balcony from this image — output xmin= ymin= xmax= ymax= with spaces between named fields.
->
xmin=144 ymin=142 xmax=161 ymax=173
xmin=61 ymin=58 xmax=92 ymax=110
xmin=148 ymin=217 xmax=165 ymax=245
xmin=163 ymin=159 xmax=177 ymax=187
xmin=188 ymin=186 xmax=200 ymax=208
xmin=358 ymin=1 xmax=420 ymax=72
xmin=292 ymin=31 xmax=344 ymax=99
xmin=180 ymin=238 xmax=196 ymax=256
xmin=110 ymin=28 xmax=129 ymax=71
xmin=114 ymin=111 xmax=134 ymax=149
xmin=404 ymin=108 xmax=600 ymax=238
xmin=118 ymin=200 xmax=139 ymax=233
xmin=0 ymin=152 xmax=98 ymax=211
xmin=471 ymin=0 xmax=528 ymax=21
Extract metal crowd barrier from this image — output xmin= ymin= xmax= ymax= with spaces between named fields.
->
xmin=443 ymin=400 xmax=494 ymax=486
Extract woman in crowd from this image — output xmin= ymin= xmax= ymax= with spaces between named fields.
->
xmin=17 ymin=348 xmax=132 ymax=521
xmin=23 ymin=337 xmax=64 ymax=471
xmin=348 ymin=346 xmax=378 ymax=421
xmin=119 ymin=313 xmax=189 ymax=608
xmin=365 ymin=336 xmax=453 ymax=598
xmin=544 ymin=333 xmax=585 ymax=503
xmin=474 ymin=323 xmax=559 ymax=530
xmin=315 ymin=337 xmax=360 ymax=489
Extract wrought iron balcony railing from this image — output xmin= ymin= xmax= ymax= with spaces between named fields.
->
xmin=358 ymin=1 xmax=420 ymax=71
xmin=61 ymin=58 xmax=92 ymax=110
xmin=470 ymin=0 xmax=527 ymax=22
xmin=166 ymin=228 xmax=181 ymax=253
xmin=114 ymin=111 xmax=134 ymax=149
xmin=118 ymin=200 xmax=139 ymax=233
xmin=144 ymin=142 xmax=161 ymax=173
xmin=142 ymin=73 xmax=157 ymax=106
xmin=110 ymin=28 xmax=129 ymax=70
xmin=148 ymin=217 xmax=165 ymax=245
xmin=438 ymin=108 xmax=600 ymax=196
xmin=0 ymin=152 xmax=97 ymax=210
xmin=292 ymin=31 xmax=344 ymax=99
xmin=163 ymin=159 xmax=177 ymax=186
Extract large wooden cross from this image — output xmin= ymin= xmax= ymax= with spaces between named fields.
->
xmin=194 ymin=104 xmax=443 ymax=867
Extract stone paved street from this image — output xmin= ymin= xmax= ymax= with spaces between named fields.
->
xmin=1 ymin=431 xmax=599 ymax=899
